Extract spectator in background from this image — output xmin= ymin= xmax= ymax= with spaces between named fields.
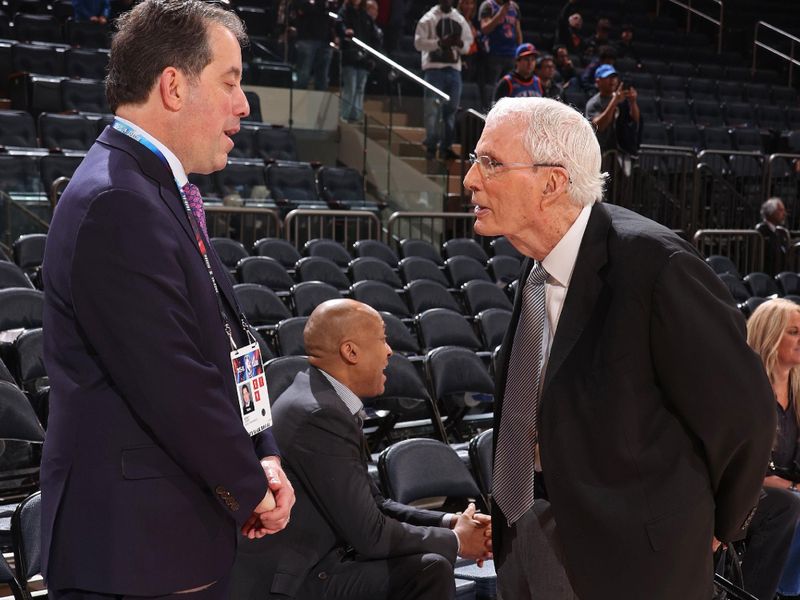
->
xmin=536 ymin=54 xmax=564 ymax=100
xmin=72 ymin=0 xmax=109 ymax=23
xmin=338 ymin=0 xmax=383 ymax=123
xmin=583 ymin=16 xmax=611 ymax=62
xmin=580 ymin=44 xmax=616 ymax=93
xmin=614 ymin=23 xmax=640 ymax=64
xmin=478 ymin=0 xmax=522 ymax=97
xmin=456 ymin=0 xmax=481 ymax=84
xmin=553 ymin=44 xmax=577 ymax=86
xmin=746 ymin=299 xmax=800 ymax=600
xmin=555 ymin=0 xmax=585 ymax=61
xmin=585 ymin=64 xmax=639 ymax=156
xmin=756 ymin=197 xmax=789 ymax=276
xmin=493 ymin=42 xmax=540 ymax=103
xmin=414 ymin=0 xmax=473 ymax=160
xmin=291 ymin=0 xmax=334 ymax=91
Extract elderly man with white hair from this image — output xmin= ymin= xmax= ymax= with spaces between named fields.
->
xmin=464 ymin=97 xmax=776 ymax=600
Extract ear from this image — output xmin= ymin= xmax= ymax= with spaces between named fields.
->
xmin=157 ymin=67 xmax=185 ymax=113
xmin=540 ymin=167 xmax=571 ymax=207
xmin=340 ymin=340 xmax=359 ymax=366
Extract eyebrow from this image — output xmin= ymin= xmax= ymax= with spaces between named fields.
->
xmin=224 ymin=66 xmax=242 ymax=79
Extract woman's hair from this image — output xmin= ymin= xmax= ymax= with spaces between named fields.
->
xmin=747 ymin=298 xmax=800 ymax=425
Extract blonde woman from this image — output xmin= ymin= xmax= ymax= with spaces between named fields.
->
xmin=747 ymin=298 xmax=800 ymax=598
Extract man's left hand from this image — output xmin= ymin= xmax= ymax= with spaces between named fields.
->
xmin=241 ymin=457 xmax=296 ymax=539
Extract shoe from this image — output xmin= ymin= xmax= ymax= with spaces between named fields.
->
xmin=439 ymin=148 xmax=459 ymax=160
xmin=424 ymin=147 xmax=437 ymax=160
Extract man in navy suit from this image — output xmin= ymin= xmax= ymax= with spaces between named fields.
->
xmin=41 ymin=1 xmax=295 ymax=598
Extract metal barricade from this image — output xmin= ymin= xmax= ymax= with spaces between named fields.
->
xmin=693 ymin=229 xmax=764 ymax=274
xmin=693 ymin=156 xmax=761 ymax=231
xmin=386 ymin=211 xmax=477 ymax=248
xmin=607 ymin=147 xmax=698 ymax=233
xmin=205 ymin=206 xmax=281 ymax=250
xmin=765 ymin=154 xmax=800 ymax=227
xmin=284 ymin=209 xmax=381 ymax=248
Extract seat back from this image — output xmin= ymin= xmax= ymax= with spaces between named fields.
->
xmin=264 ymin=355 xmax=309 ymax=402
xmin=349 ymin=257 xmax=402 ymax=288
xmin=232 ymin=283 xmax=291 ymax=326
xmin=405 ymin=280 xmax=461 ymax=314
xmin=295 ymin=256 xmax=351 ymax=290
xmin=0 ymin=263 xmax=33 ymax=290
xmin=12 ymin=491 xmax=42 ymax=584
xmin=443 ymin=238 xmax=489 ymax=264
xmin=399 ymin=238 xmax=442 ymax=265
xmin=352 ymin=239 xmax=399 ymax=267
xmin=317 ymin=166 xmax=365 ymax=204
xmin=303 ymin=238 xmax=352 ymax=269
xmin=256 ymin=127 xmax=298 ymax=162
xmin=290 ymin=281 xmax=340 ymax=316
xmin=486 ymin=255 xmax=521 ymax=284
xmin=380 ymin=312 xmax=420 ymax=355
xmin=461 ymin=280 xmax=513 ymax=315
xmin=61 ymin=78 xmax=109 ymax=113
xmin=705 ymin=255 xmax=740 ymax=278
xmin=350 ymin=280 xmax=410 ymax=317
xmin=364 ymin=353 xmax=430 ymax=415
xmin=253 ymin=237 xmax=301 ymax=268
xmin=398 ymin=256 xmax=449 ymax=287
xmin=445 ymin=256 xmax=491 ymax=286
xmin=210 ymin=237 xmax=249 ymax=270
xmin=417 ymin=308 xmax=481 ymax=351
xmin=475 ymin=308 xmax=511 ymax=351
xmin=265 ymin=163 xmax=317 ymax=202
xmin=0 ymin=289 xmax=44 ymax=331
xmin=378 ymin=438 xmax=482 ymax=508
xmin=468 ymin=429 xmax=494 ymax=498
xmin=236 ymin=256 xmax=294 ymax=291
xmin=275 ymin=316 xmax=308 ymax=356
xmin=39 ymin=112 xmax=97 ymax=151
xmin=0 ymin=110 xmax=36 ymax=148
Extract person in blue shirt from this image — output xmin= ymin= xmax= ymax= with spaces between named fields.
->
xmin=71 ymin=0 xmax=110 ymax=23
xmin=493 ymin=43 xmax=541 ymax=103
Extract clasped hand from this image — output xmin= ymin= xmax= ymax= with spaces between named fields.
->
xmin=453 ymin=503 xmax=493 ymax=566
xmin=241 ymin=457 xmax=297 ymax=539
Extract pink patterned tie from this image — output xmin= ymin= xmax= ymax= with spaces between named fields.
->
xmin=182 ymin=182 xmax=208 ymax=238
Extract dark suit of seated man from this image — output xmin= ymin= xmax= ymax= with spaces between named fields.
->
xmin=232 ymin=299 xmax=493 ymax=600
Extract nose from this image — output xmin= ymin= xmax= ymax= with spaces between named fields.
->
xmin=464 ymin=160 xmax=481 ymax=191
xmin=386 ymin=342 xmax=393 ymax=358
xmin=234 ymin=84 xmax=250 ymax=119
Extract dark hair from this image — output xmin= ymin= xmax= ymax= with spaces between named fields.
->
xmin=106 ymin=0 xmax=247 ymax=113
xmin=536 ymin=54 xmax=554 ymax=68
xmin=598 ymin=45 xmax=617 ymax=61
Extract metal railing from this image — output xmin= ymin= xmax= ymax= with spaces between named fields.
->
xmin=656 ymin=0 xmax=723 ymax=53
xmin=693 ymin=229 xmax=764 ymax=275
xmin=205 ymin=205 xmax=282 ymax=249
xmin=0 ymin=191 xmax=50 ymax=247
xmin=386 ymin=211 xmax=477 ymax=248
xmin=284 ymin=208 xmax=381 ymax=248
xmin=753 ymin=21 xmax=800 ymax=86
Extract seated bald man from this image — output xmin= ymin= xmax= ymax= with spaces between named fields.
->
xmin=231 ymin=299 xmax=492 ymax=600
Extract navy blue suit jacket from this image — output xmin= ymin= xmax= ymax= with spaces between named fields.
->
xmin=41 ymin=126 xmax=278 ymax=594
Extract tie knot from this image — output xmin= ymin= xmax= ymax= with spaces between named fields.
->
xmin=528 ymin=263 xmax=548 ymax=286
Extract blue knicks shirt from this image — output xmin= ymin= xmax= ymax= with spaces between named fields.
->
xmin=494 ymin=72 xmax=542 ymax=101
xmin=479 ymin=0 xmax=519 ymax=57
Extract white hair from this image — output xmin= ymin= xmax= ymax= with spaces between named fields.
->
xmin=487 ymin=97 xmax=607 ymax=207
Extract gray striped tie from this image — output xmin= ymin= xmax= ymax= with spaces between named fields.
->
xmin=493 ymin=262 xmax=548 ymax=526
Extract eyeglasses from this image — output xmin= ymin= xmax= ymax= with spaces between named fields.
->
xmin=468 ymin=153 xmax=565 ymax=179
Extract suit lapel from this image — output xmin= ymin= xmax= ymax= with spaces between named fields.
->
xmin=543 ymin=203 xmax=610 ymax=392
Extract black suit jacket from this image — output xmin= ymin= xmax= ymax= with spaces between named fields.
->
xmin=232 ymin=367 xmax=458 ymax=599
xmin=41 ymin=126 xmax=278 ymax=594
xmin=492 ymin=203 xmax=775 ymax=600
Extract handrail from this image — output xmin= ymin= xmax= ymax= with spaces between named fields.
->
xmin=327 ymin=11 xmax=449 ymax=101
xmin=753 ymin=21 xmax=800 ymax=86
xmin=0 ymin=190 xmax=50 ymax=246
xmin=656 ymin=0 xmax=723 ymax=53
xmin=284 ymin=208 xmax=381 ymax=247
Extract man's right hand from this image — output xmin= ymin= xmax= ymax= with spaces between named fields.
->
xmin=453 ymin=503 xmax=493 ymax=562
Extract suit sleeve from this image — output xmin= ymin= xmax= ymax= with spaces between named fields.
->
xmin=649 ymin=251 xmax=776 ymax=542
xmin=69 ymin=189 xmax=268 ymax=527
xmin=291 ymin=407 xmax=458 ymax=561
xmin=369 ymin=479 xmax=448 ymax=526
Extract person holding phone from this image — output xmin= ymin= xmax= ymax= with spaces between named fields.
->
xmin=585 ymin=63 xmax=640 ymax=155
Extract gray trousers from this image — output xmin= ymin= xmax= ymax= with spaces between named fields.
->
xmin=496 ymin=500 xmax=580 ymax=600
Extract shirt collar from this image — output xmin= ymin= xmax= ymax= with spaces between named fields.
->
xmin=317 ymin=367 xmax=364 ymax=416
xmin=542 ymin=204 xmax=593 ymax=287
xmin=114 ymin=116 xmax=189 ymax=187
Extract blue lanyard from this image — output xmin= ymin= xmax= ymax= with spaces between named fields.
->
xmin=111 ymin=119 xmax=249 ymax=348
